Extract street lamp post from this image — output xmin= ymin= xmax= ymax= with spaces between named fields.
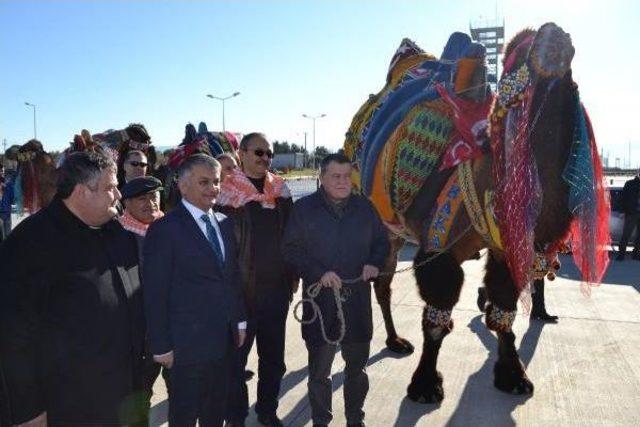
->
xmin=24 ymin=102 xmax=37 ymax=139
xmin=302 ymin=113 xmax=326 ymax=169
xmin=206 ymin=92 xmax=240 ymax=132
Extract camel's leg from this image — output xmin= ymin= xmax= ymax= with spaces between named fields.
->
xmin=406 ymin=249 xmax=464 ymax=404
xmin=373 ymin=234 xmax=414 ymax=354
xmin=484 ymin=250 xmax=534 ymax=395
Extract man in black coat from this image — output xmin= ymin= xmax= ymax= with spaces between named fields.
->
xmin=617 ymin=170 xmax=640 ymax=261
xmin=144 ymin=154 xmax=246 ymax=427
xmin=217 ymin=133 xmax=295 ymax=427
xmin=282 ymin=154 xmax=390 ymax=427
xmin=0 ymin=151 xmax=146 ymax=426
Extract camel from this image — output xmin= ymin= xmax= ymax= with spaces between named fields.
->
xmin=343 ymin=23 xmax=610 ymax=402
xmin=6 ymin=124 xmax=156 ymax=214
xmin=5 ymin=122 xmax=239 ymax=216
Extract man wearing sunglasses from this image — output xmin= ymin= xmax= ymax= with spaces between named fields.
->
xmin=122 ymin=150 xmax=149 ymax=185
xmin=218 ymin=133 xmax=296 ymax=427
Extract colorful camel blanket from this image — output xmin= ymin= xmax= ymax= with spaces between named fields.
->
xmin=345 ymin=32 xmax=493 ymax=234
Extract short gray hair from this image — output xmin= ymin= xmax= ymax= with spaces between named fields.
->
xmin=57 ymin=151 xmax=117 ymax=199
xmin=176 ymin=154 xmax=220 ymax=180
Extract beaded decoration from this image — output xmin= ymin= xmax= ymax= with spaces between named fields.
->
xmin=423 ymin=303 xmax=453 ymax=329
xmin=486 ymin=304 xmax=517 ymax=333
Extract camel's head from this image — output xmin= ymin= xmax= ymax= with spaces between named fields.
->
xmin=16 ymin=139 xmax=47 ymax=164
xmin=528 ymin=23 xmax=574 ymax=81
xmin=490 ymin=23 xmax=609 ymax=290
xmin=501 ymin=23 xmax=574 ymax=79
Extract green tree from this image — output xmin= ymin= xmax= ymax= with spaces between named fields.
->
xmin=314 ymin=146 xmax=330 ymax=160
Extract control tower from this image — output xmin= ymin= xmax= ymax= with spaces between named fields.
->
xmin=470 ymin=19 xmax=505 ymax=91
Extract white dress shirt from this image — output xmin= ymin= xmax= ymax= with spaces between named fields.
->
xmin=181 ymin=199 xmax=225 ymax=260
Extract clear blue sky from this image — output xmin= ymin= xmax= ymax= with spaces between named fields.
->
xmin=1 ymin=0 xmax=638 ymax=168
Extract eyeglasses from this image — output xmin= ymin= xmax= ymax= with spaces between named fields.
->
xmin=248 ymin=149 xmax=274 ymax=159
xmin=128 ymin=161 xmax=148 ymax=167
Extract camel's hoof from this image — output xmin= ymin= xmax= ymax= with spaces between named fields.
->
xmin=494 ymin=361 xmax=535 ymax=395
xmin=386 ymin=336 xmax=415 ymax=354
xmin=406 ymin=372 xmax=444 ymax=404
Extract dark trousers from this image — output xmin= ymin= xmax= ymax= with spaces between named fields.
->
xmin=531 ymin=278 xmax=548 ymax=314
xmin=306 ymin=341 xmax=370 ymax=426
xmin=227 ymin=294 xmax=288 ymax=421
xmin=132 ymin=355 xmax=170 ymax=427
xmin=619 ymin=212 xmax=640 ymax=253
xmin=169 ymin=353 xmax=231 ymax=427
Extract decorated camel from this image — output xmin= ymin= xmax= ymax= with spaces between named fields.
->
xmin=6 ymin=123 xmax=156 ymax=214
xmin=5 ymin=121 xmax=240 ymax=215
xmin=343 ymin=23 xmax=609 ymax=402
xmin=161 ymin=121 xmax=241 ymax=210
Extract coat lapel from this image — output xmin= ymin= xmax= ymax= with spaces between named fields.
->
xmin=177 ymin=204 xmax=224 ymax=274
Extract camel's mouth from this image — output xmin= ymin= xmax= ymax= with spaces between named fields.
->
xmin=528 ymin=23 xmax=574 ymax=79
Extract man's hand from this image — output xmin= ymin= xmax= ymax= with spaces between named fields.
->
xmin=20 ymin=412 xmax=47 ymax=427
xmin=320 ymin=271 xmax=342 ymax=289
xmin=153 ymin=351 xmax=174 ymax=369
xmin=362 ymin=265 xmax=380 ymax=282
xmin=237 ymin=329 xmax=246 ymax=348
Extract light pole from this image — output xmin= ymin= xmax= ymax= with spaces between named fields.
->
xmin=302 ymin=113 xmax=326 ymax=169
xmin=206 ymin=92 xmax=240 ymax=132
xmin=24 ymin=102 xmax=37 ymax=139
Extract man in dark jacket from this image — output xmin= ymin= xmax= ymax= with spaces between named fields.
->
xmin=118 ymin=176 xmax=166 ymax=425
xmin=217 ymin=133 xmax=295 ymax=427
xmin=0 ymin=151 xmax=146 ymax=426
xmin=144 ymin=154 xmax=246 ymax=426
xmin=282 ymin=153 xmax=390 ymax=427
xmin=617 ymin=171 xmax=640 ymax=261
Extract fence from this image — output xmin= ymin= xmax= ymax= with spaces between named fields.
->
xmin=284 ymin=176 xmax=319 ymax=201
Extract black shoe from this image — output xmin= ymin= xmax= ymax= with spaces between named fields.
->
xmin=257 ymin=414 xmax=283 ymax=427
xmin=244 ymin=369 xmax=255 ymax=381
xmin=530 ymin=312 xmax=559 ymax=323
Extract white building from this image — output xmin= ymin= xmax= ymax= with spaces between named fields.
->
xmin=272 ymin=153 xmax=305 ymax=170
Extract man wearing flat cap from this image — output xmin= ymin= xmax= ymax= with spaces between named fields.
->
xmin=118 ymin=176 xmax=166 ymax=425
xmin=119 ymin=176 xmax=165 ymax=259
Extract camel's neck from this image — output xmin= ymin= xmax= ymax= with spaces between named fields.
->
xmin=530 ymin=79 xmax=575 ymax=248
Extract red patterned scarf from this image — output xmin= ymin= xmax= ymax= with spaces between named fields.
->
xmin=118 ymin=210 xmax=164 ymax=236
xmin=217 ymin=169 xmax=291 ymax=209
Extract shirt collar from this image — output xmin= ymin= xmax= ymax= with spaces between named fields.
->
xmin=181 ymin=198 xmax=214 ymax=222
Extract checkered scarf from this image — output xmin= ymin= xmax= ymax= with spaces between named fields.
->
xmin=217 ymin=168 xmax=291 ymax=209
xmin=118 ymin=210 xmax=164 ymax=236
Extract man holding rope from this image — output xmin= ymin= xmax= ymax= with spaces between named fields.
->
xmin=282 ymin=153 xmax=389 ymax=427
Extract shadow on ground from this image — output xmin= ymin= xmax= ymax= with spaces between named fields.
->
xmin=392 ymin=315 xmax=542 ymax=427
xmin=556 ymin=253 xmax=640 ymax=289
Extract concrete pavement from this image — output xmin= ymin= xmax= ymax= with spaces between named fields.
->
xmin=149 ymin=247 xmax=640 ymax=426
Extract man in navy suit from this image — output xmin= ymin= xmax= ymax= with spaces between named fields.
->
xmin=144 ymin=154 xmax=247 ymax=427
